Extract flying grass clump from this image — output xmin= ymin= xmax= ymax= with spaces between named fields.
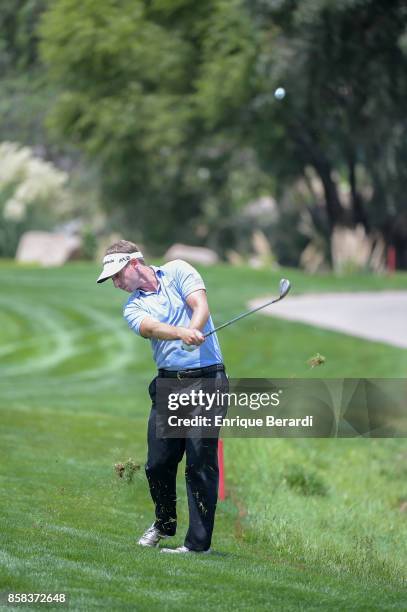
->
xmin=114 ymin=459 xmax=140 ymax=484
xmin=307 ymin=353 xmax=326 ymax=368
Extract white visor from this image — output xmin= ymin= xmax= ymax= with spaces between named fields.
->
xmin=97 ymin=251 xmax=143 ymax=283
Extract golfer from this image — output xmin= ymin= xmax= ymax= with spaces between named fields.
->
xmin=97 ymin=240 xmax=227 ymax=554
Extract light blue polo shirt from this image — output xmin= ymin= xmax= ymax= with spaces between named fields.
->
xmin=123 ymin=259 xmax=223 ymax=370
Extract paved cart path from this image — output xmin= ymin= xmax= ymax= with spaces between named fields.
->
xmin=249 ymin=291 xmax=407 ymax=349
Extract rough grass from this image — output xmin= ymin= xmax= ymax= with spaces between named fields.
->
xmin=0 ymin=262 xmax=406 ymax=610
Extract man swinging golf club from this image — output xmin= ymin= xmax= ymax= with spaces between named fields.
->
xmin=97 ymin=240 xmax=227 ymax=554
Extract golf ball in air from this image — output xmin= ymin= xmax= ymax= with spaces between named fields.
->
xmin=274 ymin=87 xmax=286 ymax=100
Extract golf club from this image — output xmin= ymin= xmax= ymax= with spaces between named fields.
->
xmin=182 ymin=278 xmax=291 ymax=351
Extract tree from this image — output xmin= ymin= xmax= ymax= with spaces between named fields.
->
xmin=0 ymin=0 xmax=54 ymax=145
xmin=193 ymin=0 xmax=407 ymax=265
xmin=247 ymin=0 xmax=407 ymax=265
xmin=39 ymin=0 xmax=407 ymax=266
xmin=39 ymin=0 xmax=270 ymax=251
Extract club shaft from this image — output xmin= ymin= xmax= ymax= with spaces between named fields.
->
xmin=204 ymin=296 xmax=281 ymax=338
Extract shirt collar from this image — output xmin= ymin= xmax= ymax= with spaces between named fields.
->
xmin=132 ymin=265 xmax=164 ymax=297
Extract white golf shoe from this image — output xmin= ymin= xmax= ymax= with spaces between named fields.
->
xmin=137 ymin=524 xmax=174 ymax=548
xmin=160 ymin=546 xmax=211 ymax=554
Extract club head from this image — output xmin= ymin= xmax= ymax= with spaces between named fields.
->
xmin=279 ymin=278 xmax=291 ymax=299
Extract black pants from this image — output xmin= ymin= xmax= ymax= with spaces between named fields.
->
xmin=145 ymin=369 xmax=228 ymax=552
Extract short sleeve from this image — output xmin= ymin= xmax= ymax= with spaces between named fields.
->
xmin=123 ymin=301 xmax=149 ymax=336
xmin=173 ymin=260 xmax=206 ymax=299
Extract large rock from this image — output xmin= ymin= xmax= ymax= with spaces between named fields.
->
xmin=16 ymin=231 xmax=81 ymax=266
xmin=242 ymin=196 xmax=279 ymax=222
xmin=164 ymin=243 xmax=219 ymax=266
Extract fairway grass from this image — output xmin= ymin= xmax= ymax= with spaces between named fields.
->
xmin=0 ymin=262 xmax=406 ymax=610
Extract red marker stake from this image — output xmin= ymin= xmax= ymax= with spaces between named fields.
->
xmin=387 ymin=246 xmax=396 ymax=273
xmin=218 ymin=439 xmax=225 ymax=500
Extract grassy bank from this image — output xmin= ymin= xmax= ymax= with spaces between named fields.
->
xmin=0 ymin=262 xmax=406 ymax=610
